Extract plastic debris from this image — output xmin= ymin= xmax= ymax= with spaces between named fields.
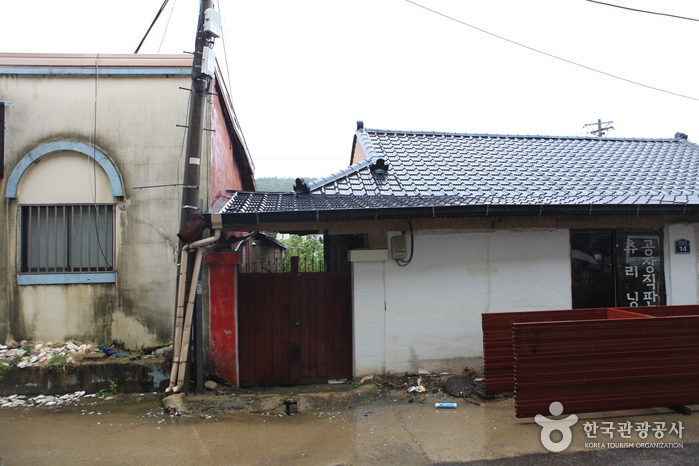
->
xmin=162 ymin=393 xmax=189 ymax=416
xmin=0 ymin=391 xmax=87 ymax=408
xmin=435 ymin=402 xmax=457 ymax=409
xmin=406 ymin=385 xmax=426 ymax=393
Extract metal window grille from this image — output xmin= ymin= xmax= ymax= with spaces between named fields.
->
xmin=20 ymin=204 xmax=114 ymax=273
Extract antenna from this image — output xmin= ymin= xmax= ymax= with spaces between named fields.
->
xmin=584 ymin=119 xmax=614 ymax=137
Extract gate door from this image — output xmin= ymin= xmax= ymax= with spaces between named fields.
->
xmin=238 ymin=258 xmax=352 ymax=386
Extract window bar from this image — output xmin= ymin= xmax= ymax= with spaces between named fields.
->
xmin=99 ymin=205 xmax=105 ymax=271
xmin=61 ymin=205 xmax=66 ymax=272
xmin=72 ymin=205 xmax=78 ymax=272
xmin=42 ymin=205 xmax=48 ymax=273
xmin=95 ymin=205 xmax=101 ymax=271
xmin=24 ymin=206 xmax=30 ymax=273
xmin=87 ymin=205 xmax=92 ymax=272
xmin=79 ymin=205 xmax=84 ymax=271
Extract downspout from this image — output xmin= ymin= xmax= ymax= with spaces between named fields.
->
xmin=166 ymin=227 xmax=221 ymax=393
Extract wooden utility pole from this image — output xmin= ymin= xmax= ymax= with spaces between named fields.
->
xmin=179 ymin=0 xmax=215 ymax=233
xmin=172 ymin=0 xmax=217 ymax=393
xmin=584 ymin=119 xmax=614 ymax=137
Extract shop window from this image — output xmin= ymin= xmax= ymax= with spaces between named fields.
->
xmin=571 ymin=230 xmax=665 ymax=308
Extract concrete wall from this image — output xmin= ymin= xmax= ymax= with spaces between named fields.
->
xmin=352 ymin=228 xmax=572 ymax=376
xmin=0 ymin=72 xmax=194 ymax=347
xmin=352 ymin=223 xmax=699 ymax=376
xmin=665 ymin=224 xmax=699 ymax=305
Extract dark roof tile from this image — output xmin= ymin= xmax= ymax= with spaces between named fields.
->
xmin=217 ymin=128 xmax=699 ymax=220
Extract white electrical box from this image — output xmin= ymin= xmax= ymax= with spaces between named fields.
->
xmin=202 ymin=47 xmax=216 ymax=78
xmin=390 ymin=235 xmax=408 ymax=260
xmin=204 ymin=8 xmax=222 ymax=38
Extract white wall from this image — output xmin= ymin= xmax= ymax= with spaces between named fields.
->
xmin=665 ymin=224 xmax=699 ymax=305
xmin=352 ymin=228 xmax=572 ymax=376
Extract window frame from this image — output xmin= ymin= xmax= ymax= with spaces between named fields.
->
xmin=18 ymin=203 xmax=116 ymax=285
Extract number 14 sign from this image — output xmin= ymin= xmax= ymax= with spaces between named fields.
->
xmin=675 ymin=239 xmax=691 ymax=254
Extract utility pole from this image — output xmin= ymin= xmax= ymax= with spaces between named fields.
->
xmin=584 ymin=119 xmax=614 ymax=137
xmin=169 ymin=0 xmax=219 ymax=394
xmin=179 ymin=0 xmax=215 ymax=234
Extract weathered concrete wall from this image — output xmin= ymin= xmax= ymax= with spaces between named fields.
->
xmin=0 ymin=361 xmax=170 ymax=396
xmin=1 ymin=72 xmax=191 ymax=347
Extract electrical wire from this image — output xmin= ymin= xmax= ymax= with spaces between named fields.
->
xmin=216 ymin=0 xmax=234 ymax=94
xmin=396 ymin=220 xmax=414 ymax=267
xmin=135 ymin=0 xmax=170 ymax=54
xmin=158 ymin=0 xmax=178 ymax=53
xmin=89 ymin=55 xmax=113 ymax=269
xmin=586 ymin=0 xmax=699 ymax=22
xmin=404 ymin=0 xmax=699 ymax=102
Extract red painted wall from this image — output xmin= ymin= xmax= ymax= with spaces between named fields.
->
xmin=209 ymin=92 xmax=244 ymax=207
xmin=205 ymin=252 xmax=239 ymax=385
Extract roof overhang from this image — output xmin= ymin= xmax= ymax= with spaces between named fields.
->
xmin=208 ymin=201 xmax=699 ymax=231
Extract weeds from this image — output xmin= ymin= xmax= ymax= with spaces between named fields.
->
xmin=96 ymin=379 xmax=118 ymax=397
xmin=0 ymin=359 xmax=20 ymax=380
xmin=46 ymin=352 xmax=70 ymax=372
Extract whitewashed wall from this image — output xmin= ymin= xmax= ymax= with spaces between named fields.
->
xmin=351 ymin=228 xmax=572 ymax=376
xmin=665 ymin=224 xmax=699 ymax=305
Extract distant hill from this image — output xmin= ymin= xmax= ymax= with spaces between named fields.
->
xmin=255 ymin=177 xmax=317 ymax=192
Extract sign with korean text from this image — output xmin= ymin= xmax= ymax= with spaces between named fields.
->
xmin=617 ymin=232 xmax=665 ymax=307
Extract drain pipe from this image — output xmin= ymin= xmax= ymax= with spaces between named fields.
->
xmin=166 ymin=245 xmax=190 ymax=393
xmin=166 ymin=224 xmax=222 ymax=393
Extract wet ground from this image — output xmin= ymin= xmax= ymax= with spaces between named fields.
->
xmin=1 ymin=386 xmax=698 ymax=465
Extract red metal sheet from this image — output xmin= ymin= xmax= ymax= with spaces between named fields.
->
xmin=482 ymin=309 xmax=608 ymax=394
xmin=513 ymin=315 xmax=699 ymax=418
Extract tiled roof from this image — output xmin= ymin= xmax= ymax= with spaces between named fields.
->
xmin=216 ymin=128 xmax=699 ymax=222
xmin=310 ymin=129 xmax=699 ymax=204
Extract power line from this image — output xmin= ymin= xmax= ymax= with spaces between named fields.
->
xmin=158 ymin=0 xmax=178 ymax=53
xmin=134 ymin=0 xmax=170 ymax=54
xmin=586 ymin=1 xmax=699 ymax=22
xmin=404 ymin=0 xmax=699 ymax=102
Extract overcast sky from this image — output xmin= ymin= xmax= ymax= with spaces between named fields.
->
xmin=1 ymin=0 xmax=698 ymax=178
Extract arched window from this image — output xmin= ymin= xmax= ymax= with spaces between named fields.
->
xmin=6 ymin=142 xmax=123 ymax=285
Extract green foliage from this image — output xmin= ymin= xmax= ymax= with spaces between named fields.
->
xmin=96 ymin=379 xmax=118 ymax=397
xmin=281 ymin=234 xmax=325 ymax=272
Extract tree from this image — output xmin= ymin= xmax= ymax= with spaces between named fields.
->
xmin=281 ymin=234 xmax=324 ymax=272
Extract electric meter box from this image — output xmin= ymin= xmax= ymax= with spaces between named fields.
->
xmin=204 ymin=8 xmax=222 ymax=38
xmin=202 ymin=47 xmax=216 ymax=78
xmin=390 ymin=235 xmax=408 ymax=260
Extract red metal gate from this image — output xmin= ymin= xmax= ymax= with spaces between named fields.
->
xmin=483 ymin=305 xmax=699 ymax=418
xmin=237 ymin=260 xmax=352 ymax=386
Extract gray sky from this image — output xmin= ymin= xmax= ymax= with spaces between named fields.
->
xmin=1 ymin=0 xmax=698 ymax=178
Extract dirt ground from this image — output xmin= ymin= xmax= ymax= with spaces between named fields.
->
xmin=179 ymin=366 xmax=510 ymax=417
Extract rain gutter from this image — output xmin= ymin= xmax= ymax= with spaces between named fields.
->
xmin=207 ymin=203 xmax=699 ymax=227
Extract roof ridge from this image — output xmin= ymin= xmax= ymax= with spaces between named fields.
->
xmin=307 ymin=128 xmax=379 ymax=192
xmin=362 ymin=127 xmax=678 ymax=143
xmin=307 ymin=158 xmax=373 ymax=192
